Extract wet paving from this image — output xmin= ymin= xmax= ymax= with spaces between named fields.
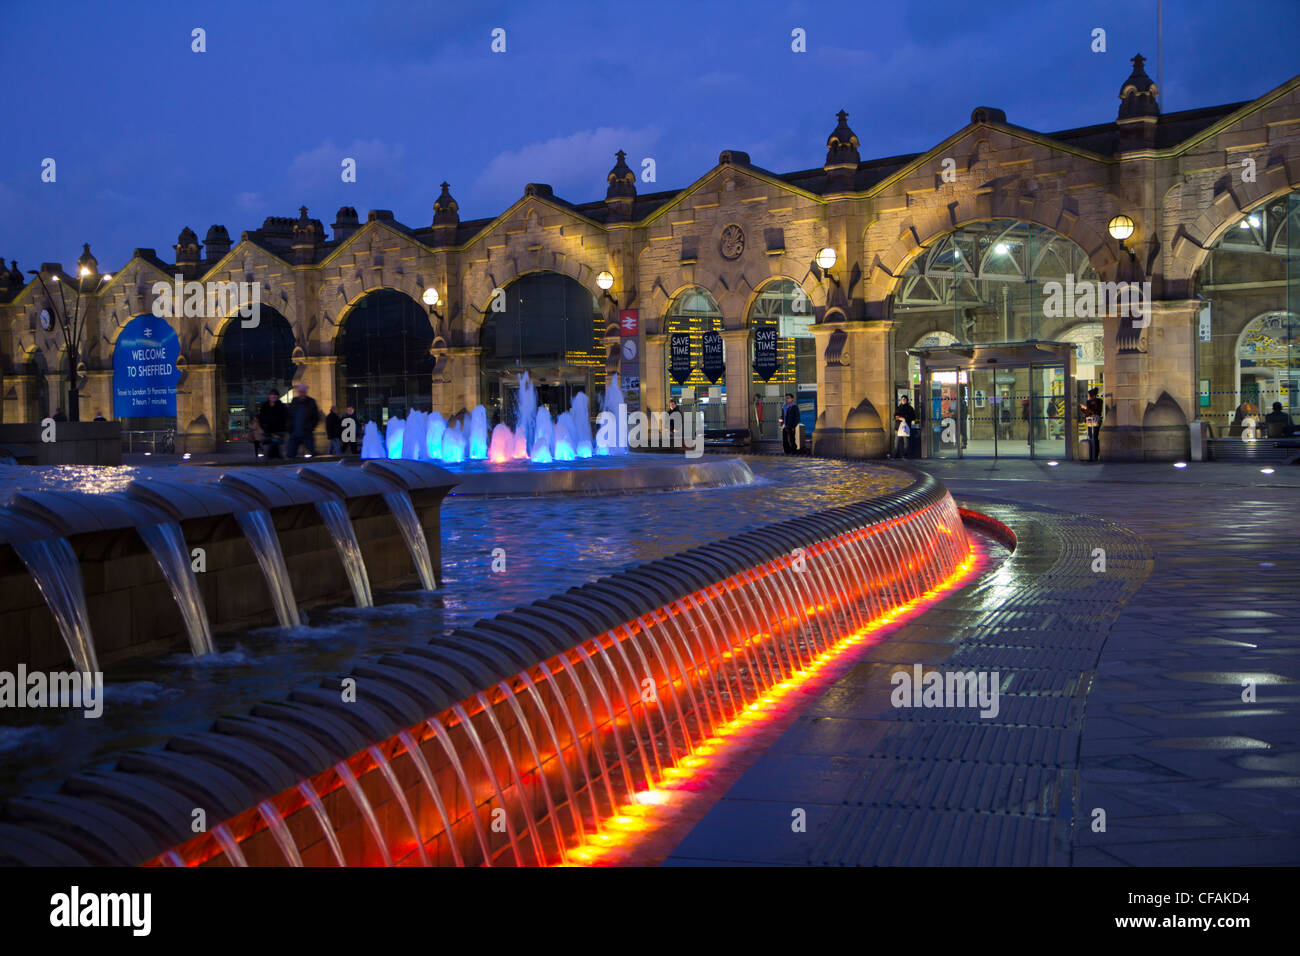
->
xmin=667 ymin=459 xmax=1300 ymax=866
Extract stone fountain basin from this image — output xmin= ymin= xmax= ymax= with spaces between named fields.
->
xmin=0 ymin=461 xmax=457 ymax=671
xmin=382 ymin=452 xmax=755 ymax=497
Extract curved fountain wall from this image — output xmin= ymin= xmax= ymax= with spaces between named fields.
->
xmin=0 ymin=471 xmax=972 ymax=867
xmin=0 ymin=461 xmax=456 ymax=671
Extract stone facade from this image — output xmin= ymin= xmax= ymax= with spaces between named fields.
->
xmin=2 ymin=59 xmax=1298 ymax=460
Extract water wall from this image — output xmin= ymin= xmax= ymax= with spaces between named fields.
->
xmin=0 ymin=461 xmax=456 ymax=671
xmin=0 ymin=472 xmax=971 ymax=867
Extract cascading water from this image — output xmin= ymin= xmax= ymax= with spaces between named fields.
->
xmin=314 ymin=499 xmax=373 ymax=608
xmin=402 ymin=410 xmax=427 ymax=461
xmin=384 ymin=416 xmax=405 ymax=460
xmin=12 ymin=537 xmax=100 ymax=674
xmin=360 ymin=421 xmax=385 ymax=459
xmin=570 ymin=391 xmax=593 ymax=458
xmin=514 ymin=372 xmax=537 ymax=460
xmin=596 ymin=374 xmax=627 ymax=456
xmin=468 ymin=406 xmax=489 ymax=460
xmin=234 ymin=510 xmax=301 ymax=628
xmin=426 ymin=412 xmax=446 ymax=459
xmin=554 ymin=413 xmax=576 ymax=461
xmin=531 ymin=408 xmax=555 ymax=464
xmin=136 ymin=521 xmax=216 ymax=656
xmin=440 ymin=422 xmax=466 ymax=464
xmin=383 ymin=491 xmax=436 ymax=589
xmin=488 ymin=423 xmax=513 ymax=463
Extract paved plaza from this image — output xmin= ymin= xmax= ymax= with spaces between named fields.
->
xmin=667 ymin=459 xmax=1300 ymax=865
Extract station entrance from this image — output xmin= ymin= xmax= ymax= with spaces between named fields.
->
xmin=909 ymin=342 xmax=1078 ymax=460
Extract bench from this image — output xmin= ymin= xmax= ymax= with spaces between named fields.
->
xmin=1207 ymin=437 xmax=1294 ymax=463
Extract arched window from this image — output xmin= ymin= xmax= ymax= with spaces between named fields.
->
xmin=665 ymin=287 xmax=725 ymax=428
xmin=478 ymin=271 xmax=602 ymax=425
xmin=1197 ymin=191 xmax=1300 ymax=432
xmin=216 ymin=306 xmax=295 ymax=441
xmin=747 ymin=280 xmax=815 ymax=441
xmin=339 ymin=289 xmax=435 ymax=426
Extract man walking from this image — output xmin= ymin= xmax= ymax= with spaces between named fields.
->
xmin=781 ymin=393 xmax=800 ymax=454
xmin=325 ymin=405 xmax=343 ymax=455
xmin=286 ymin=383 xmax=321 ymax=458
xmin=257 ymin=388 xmax=288 ymax=459
xmin=1080 ymin=387 xmax=1104 ymax=461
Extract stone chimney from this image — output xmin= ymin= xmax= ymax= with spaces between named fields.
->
xmin=204 ymin=225 xmax=231 ymax=263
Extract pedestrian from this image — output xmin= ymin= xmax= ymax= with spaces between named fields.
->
xmin=667 ymin=397 xmax=680 ymax=447
xmin=894 ymin=413 xmax=911 ymax=460
xmin=286 ymin=383 xmax=321 ymax=458
xmin=1080 ymin=387 xmax=1104 ymax=461
xmin=249 ymin=414 xmax=264 ymax=458
xmin=93 ymin=411 xmax=106 ymax=422
xmin=754 ymin=393 xmax=765 ymax=437
xmin=781 ymin=393 xmax=800 ymax=454
xmin=325 ymin=405 xmax=343 ymax=455
xmin=52 ymin=407 xmax=67 ymax=423
xmin=340 ymin=406 xmax=359 ymax=454
xmin=892 ymin=394 xmax=916 ymax=457
xmin=256 ymin=388 xmax=288 ymax=459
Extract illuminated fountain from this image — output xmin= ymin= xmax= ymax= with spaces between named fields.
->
xmin=365 ymin=371 xmax=610 ymax=465
xmin=0 ymin=471 xmax=984 ymax=868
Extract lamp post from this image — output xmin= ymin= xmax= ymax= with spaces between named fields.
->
xmin=29 ymin=263 xmax=110 ymax=422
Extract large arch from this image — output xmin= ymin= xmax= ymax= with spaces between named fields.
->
xmin=1193 ymin=188 xmax=1300 ymax=431
xmin=214 ymin=304 xmax=296 ymax=442
xmin=336 ymin=288 xmax=436 ymax=427
xmin=477 ymin=270 xmax=603 ymax=427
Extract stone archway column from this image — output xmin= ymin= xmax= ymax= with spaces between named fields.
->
xmin=83 ymin=371 xmax=112 ymax=421
xmin=1101 ymin=299 xmax=1198 ymax=461
xmin=812 ymin=320 xmax=895 ymax=458
xmin=304 ymin=355 xmax=338 ymax=446
xmin=644 ymin=334 xmax=667 ymax=414
xmin=721 ymin=328 xmax=750 ymax=429
xmin=4 ymin=373 xmax=36 ymax=423
xmin=176 ymin=363 xmax=218 ymax=454
xmin=433 ymin=346 xmax=481 ymax=416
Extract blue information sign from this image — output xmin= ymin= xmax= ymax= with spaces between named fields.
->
xmin=113 ymin=314 xmax=181 ymax=418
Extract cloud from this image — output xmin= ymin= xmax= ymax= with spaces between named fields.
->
xmin=234 ymin=192 xmax=264 ymax=213
xmin=471 ymin=126 xmax=660 ymax=205
xmin=287 ymin=138 xmax=408 ymax=190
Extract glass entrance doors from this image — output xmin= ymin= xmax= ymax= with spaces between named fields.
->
xmin=925 ymin=362 xmax=1067 ymax=459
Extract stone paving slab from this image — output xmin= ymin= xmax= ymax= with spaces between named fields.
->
xmin=668 ymin=461 xmax=1300 ymax=865
xmin=667 ymin=502 xmax=1150 ymax=865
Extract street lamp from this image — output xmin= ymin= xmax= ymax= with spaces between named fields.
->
xmin=596 ymin=270 xmax=618 ymax=306
xmin=1108 ymin=215 xmax=1137 ymax=261
xmin=815 ymin=246 xmax=839 ymax=285
xmin=422 ymin=286 xmax=443 ymax=322
xmin=29 ymin=261 xmax=111 ymax=422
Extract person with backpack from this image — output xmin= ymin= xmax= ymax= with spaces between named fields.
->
xmin=1080 ymin=387 xmax=1104 ymax=461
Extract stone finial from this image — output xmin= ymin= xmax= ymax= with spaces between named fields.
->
xmin=77 ymin=242 xmax=98 ymax=276
xmin=606 ymin=150 xmax=637 ymax=201
xmin=825 ymin=110 xmax=861 ymax=168
xmin=204 ymin=225 xmax=231 ymax=262
xmin=174 ymin=227 xmax=201 ymax=268
xmin=1119 ymin=53 xmax=1159 ymax=119
xmin=333 ymin=206 xmax=360 ymax=243
xmin=432 ymin=183 xmax=459 ymax=226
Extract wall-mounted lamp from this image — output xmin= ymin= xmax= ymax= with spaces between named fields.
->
xmin=1108 ymin=215 xmax=1136 ymax=261
xmin=596 ymin=270 xmax=618 ymax=306
xmin=815 ymin=246 xmax=840 ymax=285
xmin=422 ymin=286 xmax=443 ymax=321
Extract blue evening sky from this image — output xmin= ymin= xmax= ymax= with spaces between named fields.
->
xmin=1 ymin=0 xmax=1296 ymax=271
